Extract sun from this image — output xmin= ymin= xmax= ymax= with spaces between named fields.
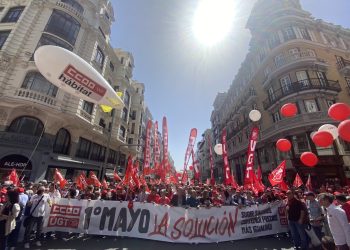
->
xmin=192 ymin=0 xmax=236 ymax=46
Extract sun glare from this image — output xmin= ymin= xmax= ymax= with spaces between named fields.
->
xmin=193 ymin=0 xmax=236 ymax=46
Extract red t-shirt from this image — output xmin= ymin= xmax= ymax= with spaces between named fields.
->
xmin=341 ymin=201 xmax=350 ymax=223
xmin=157 ymin=196 xmax=170 ymax=205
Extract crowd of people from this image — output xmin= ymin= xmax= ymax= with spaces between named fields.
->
xmin=0 ymin=179 xmax=349 ymax=250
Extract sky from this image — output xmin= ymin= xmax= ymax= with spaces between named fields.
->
xmin=110 ymin=0 xmax=350 ymax=170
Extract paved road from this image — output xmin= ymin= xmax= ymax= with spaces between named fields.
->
xmin=17 ymin=235 xmax=295 ymax=250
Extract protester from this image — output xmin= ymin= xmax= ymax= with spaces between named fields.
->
xmin=286 ymin=190 xmax=309 ymax=250
xmin=0 ymin=190 xmax=20 ymax=250
xmin=305 ymin=191 xmax=324 ymax=240
xmin=335 ymin=194 xmax=350 ymax=223
xmin=186 ymin=189 xmax=199 ymax=208
xmin=319 ymin=193 xmax=350 ymax=250
xmin=23 ymin=186 xmax=52 ymax=249
xmin=170 ymin=187 xmax=186 ymax=207
xmin=157 ymin=189 xmax=170 ymax=205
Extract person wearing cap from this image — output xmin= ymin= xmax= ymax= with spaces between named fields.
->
xmin=319 ymin=193 xmax=350 ymax=250
xmin=335 ymin=194 xmax=350 ymax=223
xmin=305 ymin=192 xmax=324 ymax=240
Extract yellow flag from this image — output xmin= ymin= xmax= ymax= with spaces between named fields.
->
xmin=117 ymin=92 xmax=123 ymax=98
xmin=100 ymin=105 xmax=113 ymax=113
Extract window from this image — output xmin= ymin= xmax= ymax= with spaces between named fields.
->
xmin=345 ymin=77 xmax=350 ymax=88
xmin=268 ymin=87 xmax=275 ymax=101
xmin=131 ymin=123 xmax=135 ymax=134
xmin=128 ymin=138 xmax=133 ymax=144
xmin=53 ymin=128 xmax=70 ymax=155
xmin=296 ymin=71 xmax=310 ymax=88
xmin=1 ymin=6 xmax=24 ymax=23
xmin=121 ymin=57 xmax=124 ymax=64
xmin=0 ymin=30 xmax=10 ymax=49
xmin=99 ymin=118 xmax=106 ymax=128
xmin=272 ymin=112 xmax=281 ymax=123
xmin=264 ymin=67 xmax=270 ymax=78
xmin=274 ymin=54 xmax=285 ymax=67
xmin=292 ymin=134 xmax=310 ymax=154
xmin=45 ymin=10 xmax=80 ymax=45
xmin=124 ymin=91 xmax=130 ymax=106
xmin=282 ymin=27 xmax=296 ymax=41
xmin=109 ymin=61 xmax=114 ymax=72
xmin=90 ymin=143 xmax=106 ymax=162
xmin=8 ymin=116 xmax=44 ymax=136
xmin=280 ymin=75 xmax=292 ymax=93
xmin=131 ymin=110 xmax=136 ymax=120
xmin=289 ymin=48 xmax=299 ymax=59
xmin=94 ymin=46 xmax=105 ymax=69
xmin=76 ymin=137 xmax=91 ymax=159
xmin=31 ymin=33 xmax=73 ymax=60
xmin=316 ymin=71 xmax=327 ymax=86
xmin=306 ymin=49 xmax=316 ymax=57
xmin=104 ymin=10 xmax=110 ymax=20
xmin=326 ymin=100 xmax=335 ymax=108
xmin=108 ymin=149 xmax=117 ymax=164
xmin=304 ymin=99 xmax=318 ymax=113
xmin=299 ymin=27 xmax=311 ymax=40
xmin=98 ymin=26 xmax=106 ymax=39
xmin=119 ymin=126 xmax=126 ymax=139
xmin=61 ymin=0 xmax=84 ymax=14
xmin=82 ymin=100 xmax=94 ymax=115
xmin=21 ymin=72 xmax=58 ymax=97
xmin=122 ymin=108 xmax=128 ymax=122
xmin=268 ymin=32 xmax=281 ymax=49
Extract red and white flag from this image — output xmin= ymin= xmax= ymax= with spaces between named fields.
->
xmin=7 ymin=169 xmax=19 ymax=186
xmin=293 ymin=173 xmax=303 ymax=188
xmin=206 ymin=134 xmax=215 ymax=185
xmin=101 ymin=179 xmax=108 ymax=189
xmin=268 ymin=160 xmax=286 ymax=186
xmin=191 ymin=149 xmax=201 ymax=181
xmin=244 ymin=127 xmax=259 ymax=187
xmin=87 ymin=171 xmax=101 ymax=187
xmin=182 ymin=128 xmax=197 ymax=182
xmin=153 ymin=121 xmax=161 ymax=171
xmin=54 ymin=168 xmax=67 ymax=189
xmin=113 ymin=169 xmax=122 ymax=182
xmin=75 ymin=173 xmax=88 ymax=190
xmin=143 ymin=120 xmax=152 ymax=175
xmin=306 ymin=174 xmax=313 ymax=191
xmin=222 ymin=128 xmax=232 ymax=185
xmin=162 ymin=117 xmax=169 ymax=180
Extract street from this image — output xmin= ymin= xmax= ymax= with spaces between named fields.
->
xmin=17 ymin=235 xmax=294 ymax=250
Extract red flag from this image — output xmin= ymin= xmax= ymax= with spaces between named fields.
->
xmin=192 ymin=150 xmax=200 ymax=181
xmin=8 ymin=169 xmax=19 ymax=186
xmin=182 ymin=128 xmax=197 ymax=181
xmin=306 ymin=174 xmax=313 ymax=191
xmin=222 ymin=128 xmax=233 ymax=185
xmin=123 ymin=156 xmax=139 ymax=189
xmin=87 ymin=171 xmax=101 ymax=187
xmin=153 ymin=121 xmax=161 ymax=170
xmin=143 ymin=120 xmax=152 ymax=175
xmin=139 ymin=174 xmax=150 ymax=192
xmin=256 ymin=166 xmax=266 ymax=191
xmin=206 ymin=134 xmax=215 ymax=185
xmin=54 ymin=168 xmax=67 ymax=189
xmin=75 ymin=173 xmax=88 ymax=190
xmin=293 ymin=173 xmax=303 ymax=188
xmin=162 ymin=117 xmax=169 ymax=180
xmin=268 ymin=160 xmax=286 ymax=186
xmin=279 ymin=180 xmax=289 ymax=191
xmin=102 ymin=179 xmax=108 ymax=189
xmin=182 ymin=170 xmax=188 ymax=184
xmin=244 ymin=127 xmax=259 ymax=187
xmin=113 ymin=170 xmax=122 ymax=182
xmin=231 ymin=174 xmax=239 ymax=189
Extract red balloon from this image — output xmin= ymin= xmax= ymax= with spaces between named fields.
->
xmin=276 ymin=139 xmax=291 ymax=152
xmin=300 ymin=152 xmax=318 ymax=167
xmin=312 ymin=131 xmax=334 ymax=147
xmin=328 ymin=103 xmax=350 ymax=121
xmin=189 ymin=165 xmax=194 ymax=171
xmin=338 ymin=119 xmax=350 ymax=142
xmin=280 ymin=103 xmax=298 ymax=117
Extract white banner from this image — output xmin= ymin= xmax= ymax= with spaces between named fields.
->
xmin=44 ymin=199 xmax=288 ymax=243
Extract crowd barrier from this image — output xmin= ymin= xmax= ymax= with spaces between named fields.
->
xmin=43 ymin=199 xmax=289 ymax=243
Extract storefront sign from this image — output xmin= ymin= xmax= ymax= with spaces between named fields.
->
xmin=0 ymin=154 xmax=32 ymax=170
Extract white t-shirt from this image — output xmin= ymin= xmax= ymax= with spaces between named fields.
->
xmin=327 ymin=204 xmax=350 ymax=246
xmin=30 ymin=194 xmax=51 ymax=217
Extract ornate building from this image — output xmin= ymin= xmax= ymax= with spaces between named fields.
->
xmin=0 ymin=0 xmax=148 ymax=181
xmin=211 ymin=0 xmax=350 ymax=186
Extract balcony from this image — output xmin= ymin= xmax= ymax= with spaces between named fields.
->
xmin=15 ymin=89 xmax=57 ymax=107
xmin=78 ymin=109 xmax=92 ymax=122
xmin=263 ymin=78 xmax=341 ymax=110
xmin=262 ymin=111 xmax=332 ymax=140
xmin=263 ymin=51 xmax=328 ymax=88
xmin=56 ymin=1 xmax=83 ymax=21
xmin=336 ymin=57 xmax=350 ymax=75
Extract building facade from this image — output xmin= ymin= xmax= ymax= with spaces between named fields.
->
xmin=211 ymin=0 xmax=350 ymax=187
xmin=0 ymin=0 xmax=147 ymax=182
xmin=196 ymin=129 xmax=214 ymax=182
